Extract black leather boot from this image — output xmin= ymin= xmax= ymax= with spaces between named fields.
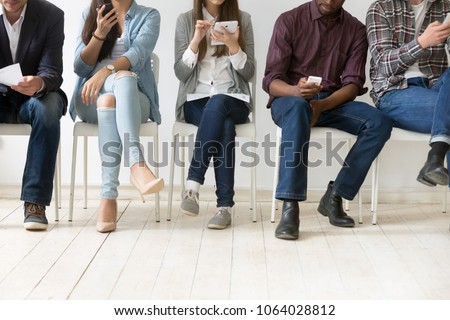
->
xmin=275 ymin=201 xmax=300 ymax=240
xmin=417 ymin=155 xmax=449 ymax=187
xmin=317 ymin=181 xmax=355 ymax=227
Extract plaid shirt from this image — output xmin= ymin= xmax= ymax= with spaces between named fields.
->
xmin=366 ymin=0 xmax=450 ymax=103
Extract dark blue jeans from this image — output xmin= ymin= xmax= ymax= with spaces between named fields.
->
xmin=271 ymin=94 xmax=392 ymax=201
xmin=0 ymin=93 xmax=65 ymax=206
xmin=184 ymin=94 xmax=249 ymax=207
xmin=376 ymin=68 xmax=450 ymax=186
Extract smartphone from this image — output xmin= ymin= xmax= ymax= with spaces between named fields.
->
xmin=97 ymin=3 xmax=113 ymax=16
xmin=444 ymin=12 xmax=450 ymax=24
xmin=307 ymin=76 xmax=322 ymax=85
xmin=211 ymin=20 xmax=238 ymax=45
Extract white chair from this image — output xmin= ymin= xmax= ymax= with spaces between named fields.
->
xmin=271 ymin=126 xmax=364 ymax=223
xmin=371 ymin=128 xmax=448 ymax=224
xmin=68 ymin=53 xmax=161 ymax=222
xmin=0 ymin=123 xmax=61 ymax=220
xmin=167 ymin=72 xmax=257 ymax=222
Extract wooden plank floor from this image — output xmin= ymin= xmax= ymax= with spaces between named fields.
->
xmin=1 ymin=196 xmax=450 ymax=300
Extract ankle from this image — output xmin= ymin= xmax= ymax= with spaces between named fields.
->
xmin=130 ymin=162 xmax=156 ymax=179
xmin=98 ymin=199 xmax=117 ymax=221
xmin=185 ymin=180 xmax=200 ymax=193
xmin=428 ymin=142 xmax=449 ymax=161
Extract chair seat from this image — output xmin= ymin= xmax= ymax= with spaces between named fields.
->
xmin=172 ymin=121 xmax=198 ymax=136
xmin=390 ymin=128 xmax=430 ymax=141
xmin=0 ymin=123 xmax=32 ymax=135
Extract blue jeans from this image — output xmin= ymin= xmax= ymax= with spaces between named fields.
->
xmin=184 ymin=94 xmax=249 ymax=207
xmin=376 ymin=69 xmax=450 ymax=182
xmin=271 ymin=94 xmax=392 ymax=201
xmin=0 ymin=92 xmax=65 ymax=206
xmin=74 ymin=73 xmax=151 ymax=199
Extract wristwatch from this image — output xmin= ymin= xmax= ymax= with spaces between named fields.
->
xmin=106 ymin=64 xmax=116 ymax=74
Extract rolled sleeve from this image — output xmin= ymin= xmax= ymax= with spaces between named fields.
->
xmin=182 ymin=47 xmax=198 ymax=69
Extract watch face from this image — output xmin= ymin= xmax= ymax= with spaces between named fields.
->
xmin=107 ymin=65 xmax=115 ymax=73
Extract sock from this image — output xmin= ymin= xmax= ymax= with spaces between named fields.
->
xmin=428 ymin=142 xmax=449 ymax=161
xmin=218 ymin=206 xmax=232 ymax=213
xmin=185 ymin=180 xmax=200 ymax=193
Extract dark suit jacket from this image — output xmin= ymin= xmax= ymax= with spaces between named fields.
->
xmin=0 ymin=0 xmax=67 ymax=111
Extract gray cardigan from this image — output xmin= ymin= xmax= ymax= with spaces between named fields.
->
xmin=174 ymin=9 xmax=255 ymax=121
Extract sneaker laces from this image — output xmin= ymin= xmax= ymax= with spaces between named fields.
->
xmin=183 ymin=189 xmax=199 ymax=203
xmin=217 ymin=207 xmax=230 ymax=216
xmin=26 ymin=203 xmax=45 ymax=217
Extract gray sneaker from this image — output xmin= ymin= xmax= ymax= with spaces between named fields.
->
xmin=207 ymin=207 xmax=232 ymax=229
xmin=181 ymin=189 xmax=199 ymax=216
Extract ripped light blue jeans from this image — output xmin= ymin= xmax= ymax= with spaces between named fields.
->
xmin=74 ymin=72 xmax=150 ymax=199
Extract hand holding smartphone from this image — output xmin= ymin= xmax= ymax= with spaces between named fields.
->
xmin=211 ymin=21 xmax=238 ymax=46
xmin=97 ymin=3 xmax=113 ymax=16
xmin=307 ymin=76 xmax=322 ymax=85
xmin=444 ymin=12 xmax=450 ymax=24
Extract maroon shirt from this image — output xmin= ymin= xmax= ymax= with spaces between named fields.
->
xmin=263 ymin=1 xmax=368 ymax=107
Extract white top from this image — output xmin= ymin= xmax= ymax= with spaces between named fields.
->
xmin=2 ymin=4 xmax=27 ymax=63
xmin=405 ymin=1 xmax=428 ymax=79
xmin=93 ymin=35 xmax=127 ymax=73
xmin=182 ymin=6 xmax=247 ymax=96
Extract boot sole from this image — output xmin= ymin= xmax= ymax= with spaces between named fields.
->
xmin=317 ymin=204 xmax=354 ymax=227
xmin=425 ymin=170 xmax=449 ymax=186
xmin=275 ymin=233 xmax=299 ymax=240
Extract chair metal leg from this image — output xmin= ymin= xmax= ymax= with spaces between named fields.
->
xmin=358 ymin=191 xmax=363 ymax=224
xmin=53 ymin=145 xmax=60 ymax=221
xmin=371 ymin=157 xmax=380 ymax=225
xmin=83 ymin=136 xmax=88 ymax=209
xmin=167 ymin=134 xmax=177 ymax=221
xmin=442 ymin=186 xmax=448 ymax=213
xmin=271 ymin=128 xmax=281 ymax=223
xmin=251 ymin=137 xmax=257 ymax=222
xmin=180 ymin=136 xmax=186 ymax=187
xmin=153 ymin=132 xmax=160 ymax=222
xmin=69 ymin=135 xmax=78 ymax=222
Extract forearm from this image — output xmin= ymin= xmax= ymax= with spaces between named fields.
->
xmin=80 ymin=36 xmax=104 ymax=66
xmin=268 ymin=79 xmax=300 ymax=97
xmin=319 ymin=84 xmax=359 ymax=111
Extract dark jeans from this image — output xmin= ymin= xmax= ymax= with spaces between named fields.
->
xmin=184 ymin=94 xmax=249 ymax=207
xmin=0 ymin=93 xmax=65 ymax=206
xmin=271 ymin=94 xmax=392 ymax=201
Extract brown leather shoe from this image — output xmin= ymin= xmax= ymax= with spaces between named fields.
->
xmin=24 ymin=202 xmax=48 ymax=231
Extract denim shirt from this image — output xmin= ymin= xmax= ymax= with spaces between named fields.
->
xmin=69 ymin=1 xmax=161 ymax=124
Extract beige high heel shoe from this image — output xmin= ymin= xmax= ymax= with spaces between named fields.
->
xmin=130 ymin=164 xmax=164 ymax=201
xmin=96 ymin=199 xmax=117 ymax=233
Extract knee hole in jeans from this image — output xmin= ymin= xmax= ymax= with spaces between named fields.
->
xmin=97 ymin=94 xmax=116 ymax=109
xmin=114 ymin=71 xmax=137 ymax=80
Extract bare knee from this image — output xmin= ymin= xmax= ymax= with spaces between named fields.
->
xmin=97 ymin=94 xmax=116 ymax=109
xmin=114 ymin=70 xmax=136 ymax=80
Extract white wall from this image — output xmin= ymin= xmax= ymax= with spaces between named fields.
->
xmin=0 ymin=0 xmax=433 ymax=197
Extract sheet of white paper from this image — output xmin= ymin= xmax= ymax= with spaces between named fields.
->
xmin=0 ymin=63 xmax=23 ymax=86
xmin=187 ymin=93 xmax=250 ymax=103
